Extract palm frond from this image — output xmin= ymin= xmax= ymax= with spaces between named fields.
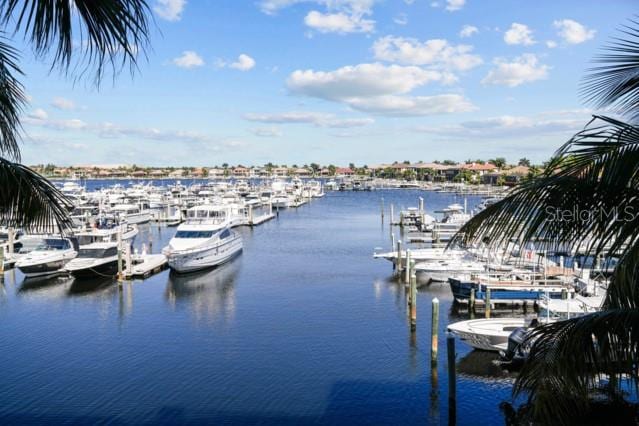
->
xmin=582 ymin=18 xmax=639 ymax=121
xmin=455 ymin=115 xmax=639 ymax=260
xmin=0 ymin=0 xmax=151 ymax=84
xmin=0 ymin=35 xmax=25 ymax=161
xmin=512 ymin=307 xmax=639 ymax=424
xmin=0 ymin=158 xmax=73 ymax=232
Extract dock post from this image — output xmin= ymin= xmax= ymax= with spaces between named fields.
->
xmin=447 ymin=334 xmax=457 ymax=425
xmin=405 ymin=249 xmax=411 ymax=285
xmin=249 ymin=205 xmax=254 ymax=226
xmin=125 ymin=244 xmax=132 ymax=278
xmin=410 ymin=266 xmax=417 ymax=331
xmin=469 ymin=287 xmax=475 ymax=314
xmin=485 ymin=288 xmax=491 ymax=318
xmin=396 ymin=241 xmax=403 ymax=275
xmin=419 ymin=196 xmax=424 ymax=213
xmin=117 ymin=230 xmax=123 ymax=283
xmin=431 ymin=297 xmax=439 ymax=366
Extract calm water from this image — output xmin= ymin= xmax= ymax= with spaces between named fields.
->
xmin=0 ymin=188 xmax=515 ymax=424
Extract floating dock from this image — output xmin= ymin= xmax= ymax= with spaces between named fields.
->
xmin=125 ymin=254 xmax=168 ymax=279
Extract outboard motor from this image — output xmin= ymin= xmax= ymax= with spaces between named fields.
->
xmin=499 ymin=327 xmax=531 ymax=369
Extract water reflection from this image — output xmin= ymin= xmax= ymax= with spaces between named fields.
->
xmin=18 ymin=274 xmax=74 ymax=298
xmin=165 ymin=261 xmax=239 ymax=325
xmin=68 ymin=276 xmax=118 ymax=297
xmin=456 ymin=350 xmax=516 ymax=383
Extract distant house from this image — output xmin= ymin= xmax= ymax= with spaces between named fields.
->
xmin=168 ymin=169 xmax=183 ymax=178
xmin=272 ymin=167 xmax=289 ymax=177
xmin=482 ymin=166 xmax=530 ymax=186
xmin=294 ymin=168 xmax=311 ymax=177
xmin=208 ymin=168 xmax=226 ymax=178
xmin=233 ymin=166 xmax=250 ymax=177
xmin=336 ymin=167 xmax=354 ymax=176
xmin=131 ymin=170 xmax=147 ymax=178
xmin=461 ymin=163 xmax=499 ymax=175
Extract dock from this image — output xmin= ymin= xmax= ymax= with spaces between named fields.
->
xmin=125 ymin=254 xmax=168 ymax=279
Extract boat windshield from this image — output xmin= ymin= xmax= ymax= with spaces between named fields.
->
xmin=34 ymin=239 xmax=71 ymax=251
xmin=174 ymin=230 xmax=217 ymax=238
xmin=78 ymin=247 xmax=118 ymax=258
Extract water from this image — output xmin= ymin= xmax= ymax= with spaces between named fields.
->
xmin=0 ymin=188 xmax=515 ymax=424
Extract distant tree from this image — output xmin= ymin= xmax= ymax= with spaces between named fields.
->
xmin=222 ymin=163 xmax=229 ymax=169
xmin=348 ymin=162 xmax=355 ymax=170
xmin=403 ymin=160 xmax=410 ymax=165
xmin=442 ymin=160 xmax=457 ymax=166
xmin=489 ymin=157 xmax=507 ymax=168
xmin=518 ymin=157 xmax=531 ymax=167
xmin=202 ymin=168 xmax=209 ymax=178
xmin=328 ymin=165 xmax=336 ymax=176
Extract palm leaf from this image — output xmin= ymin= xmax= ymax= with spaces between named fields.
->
xmin=0 ymin=35 xmax=25 ymax=161
xmin=582 ymin=19 xmax=639 ymax=121
xmin=0 ymin=0 xmax=151 ymax=83
xmin=0 ymin=158 xmax=73 ymax=232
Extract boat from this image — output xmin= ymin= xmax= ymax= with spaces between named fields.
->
xmin=64 ymin=242 xmax=120 ymax=279
xmin=162 ymin=205 xmax=243 ymax=273
xmin=447 ymin=318 xmax=530 ymax=351
xmin=15 ymin=237 xmax=78 ymax=278
xmin=111 ymin=203 xmax=151 ymax=224
xmin=414 ymin=259 xmax=485 ymax=283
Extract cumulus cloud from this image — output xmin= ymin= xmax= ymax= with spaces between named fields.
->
xmin=393 ymin=13 xmax=408 ymax=26
xmin=51 ymin=97 xmax=75 ymax=110
xmin=229 ymin=54 xmax=256 ymax=71
xmin=154 ymin=0 xmax=186 ymax=21
xmin=546 ymin=40 xmax=557 ymax=48
xmin=445 ymin=0 xmax=465 ymax=12
xmin=251 ymin=127 xmax=283 ymax=137
xmin=260 ymin=0 xmax=377 ymax=34
xmin=172 ymin=51 xmax=204 ymax=69
xmin=28 ymin=108 xmax=48 ymax=120
xmin=346 ymin=94 xmax=476 ymax=116
xmin=482 ymin=54 xmax=549 ymax=87
xmin=554 ymin=19 xmax=595 ymax=44
xmin=504 ymin=23 xmax=535 ymax=45
xmin=459 ymin=25 xmax=478 ymax=38
xmin=243 ymin=111 xmax=374 ymax=128
xmin=372 ymin=36 xmax=482 ymax=71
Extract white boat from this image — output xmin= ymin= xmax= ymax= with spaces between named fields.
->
xmin=15 ymin=237 xmax=78 ymax=277
xmin=111 ymin=203 xmax=151 ymax=224
xmin=75 ymin=221 xmax=138 ymax=246
xmin=447 ymin=318 xmax=530 ymax=351
xmin=162 ymin=205 xmax=243 ymax=273
xmin=414 ymin=259 xmax=485 ymax=283
xmin=65 ymin=242 xmax=120 ymax=279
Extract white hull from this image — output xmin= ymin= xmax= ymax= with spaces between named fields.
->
xmin=447 ymin=318 xmax=528 ymax=351
xmin=166 ymin=234 xmax=243 ymax=273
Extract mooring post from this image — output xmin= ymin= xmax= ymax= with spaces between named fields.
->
xmin=396 ymin=241 xmax=403 ymax=274
xmin=405 ymin=249 xmax=411 ymax=285
xmin=117 ymin=229 xmax=123 ymax=283
xmin=485 ymin=288 xmax=491 ymax=318
xmin=469 ymin=287 xmax=475 ymax=312
xmin=125 ymin=243 xmax=132 ymax=278
xmin=447 ymin=334 xmax=457 ymax=425
xmin=410 ymin=266 xmax=417 ymax=332
xmin=7 ymin=227 xmax=14 ymax=256
xmin=0 ymin=245 xmax=4 ymax=276
xmin=431 ymin=297 xmax=439 ymax=366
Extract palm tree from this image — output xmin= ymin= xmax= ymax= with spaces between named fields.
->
xmin=0 ymin=1 xmax=150 ymax=232
xmin=456 ymin=20 xmax=639 ymax=424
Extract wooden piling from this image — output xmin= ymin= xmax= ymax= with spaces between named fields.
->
xmin=405 ymin=249 xmax=411 ymax=285
xmin=431 ymin=297 xmax=439 ymax=366
xmin=410 ymin=267 xmax=417 ymax=332
xmin=7 ymin=227 xmax=14 ymax=255
xmin=396 ymin=241 xmax=403 ymax=274
xmin=117 ymin=230 xmax=123 ymax=283
xmin=447 ymin=334 xmax=457 ymax=425
xmin=469 ymin=287 xmax=475 ymax=314
xmin=0 ymin=245 xmax=4 ymax=275
xmin=485 ymin=288 xmax=491 ymax=318
xmin=380 ymin=198 xmax=384 ymax=222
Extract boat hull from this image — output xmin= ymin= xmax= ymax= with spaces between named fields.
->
xmin=166 ymin=235 xmax=243 ymax=273
xmin=68 ymin=260 xmax=119 ymax=279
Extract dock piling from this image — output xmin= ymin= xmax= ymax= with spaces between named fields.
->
xmin=431 ymin=297 xmax=439 ymax=366
xmin=447 ymin=334 xmax=457 ymax=425
xmin=396 ymin=241 xmax=403 ymax=275
xmin=405 ymin=249 xmax=411 ymax=285
xmin=410 ymin=266 xmax=417 ymax=331
xmin=485 ymin=288 xmax=491 ymax=318
xmin=469 ymin=287 xmax=475 ymax=314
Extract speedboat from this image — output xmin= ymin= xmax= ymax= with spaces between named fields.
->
xmin=111 ymin=203 xmax=151 ymax=225
xmin=162 ymin=205 xmax=243 ymax=273
xmin=447 ymin=318 xmax=530 ymax=351
xmin=15 ymin=237 xmax=78 ymax=277
xmin=414 ymin=259 xmax=485 ymax=283
xmin=65 ymin=242 xmax=120 ymax=279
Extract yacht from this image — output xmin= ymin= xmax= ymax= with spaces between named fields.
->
xmin=111 ymin=203 xmax=151 ymax=224
xmin=414 ymin=259 xmax=486 ymax=283
xmin=162 ymin=205 xmax=243 ymax=273
xmin=15 ymin=237 xmax=78 ymax=278
xmin=64 ymin=242 xmax=120 ymax=278
xmin=75 ymin=219 xmax=138 ymax=246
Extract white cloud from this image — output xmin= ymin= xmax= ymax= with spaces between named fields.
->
xmin=288 ymin=63 xmax=449 ymax=100
xmin=153 ymin=0 xmax=186 ymax=21
xmin=243 ymin=111 xmax=374 ymax=128
xmin=553 ymin=19 xmax=595 ymax=44
xmin=482 ymin=54 xmax=549 ymax=87
xmin=172 ymin=51 xmax=204 ymax=69
xmin=404 ymin=0 xmax=415 ymax=4
xmin=305 ymin=10 xmax=374 ymax=33
xmin=430 ymin=1 xmax=440 ymax=7
xmin=230 ymin=54 xmax=256 ymax=71
xmin=459 ymin=25 xmax=478 ymax=38
xmin=251 ymin=127 xmax=283 ymax=137
xmin=372 ymin=36 xmax=482 ymax=71
xmin=24 ymin=116 xmax=87 ymax=130
xmin=28 ymin=108 xmax=48 ymax=120
xmin=259 ymin=0 xmax=377 ymax=34
xmin=51 ymin=97 xmax=75 ymax=110
xmin=445 ymin=0 xmax=465 ymax=12
xmin=546 ymin=40 xmax=557 ymax=48
xmin=504 ymin=23 xmax=535 ymax=45
xmin=393 ymin=13 xmax=408 ymax=26
xmin=346 ymin=94 xmax=476 ymax=116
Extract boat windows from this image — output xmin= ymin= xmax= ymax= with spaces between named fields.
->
xmin=78 ymin=247 xmax=118 ymax=258
xmin=35 ymin=239 xmax=71 ymax=251
xmin=219 ymin=229 xmax=231 ymax=239
xmin=174 ymin=230 xmax=217 ymax=238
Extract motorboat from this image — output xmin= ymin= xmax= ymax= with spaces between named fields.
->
xmin=15 ymin=237 xmax=78 ymax=277
xmin=447 ymin=318 xmax=530 ymax=351
xmin=162 ymin=205 xmax=243 ymax=273
xmin=75 ymin=219 xmax=138 ymax=246
xmin=65 ymin=242 xmax=120 ymax=279
xmin=414 ymin=259 xmax=485 ymax=283
xmin=111 ymin=203 xmax=151 ymax=224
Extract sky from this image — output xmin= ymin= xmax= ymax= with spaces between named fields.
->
xmin=15 ymin=0 xmax=639 ymax=167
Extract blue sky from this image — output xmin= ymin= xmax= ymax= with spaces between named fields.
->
xmin=17 ymin=0 xmax=638 ymax=166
